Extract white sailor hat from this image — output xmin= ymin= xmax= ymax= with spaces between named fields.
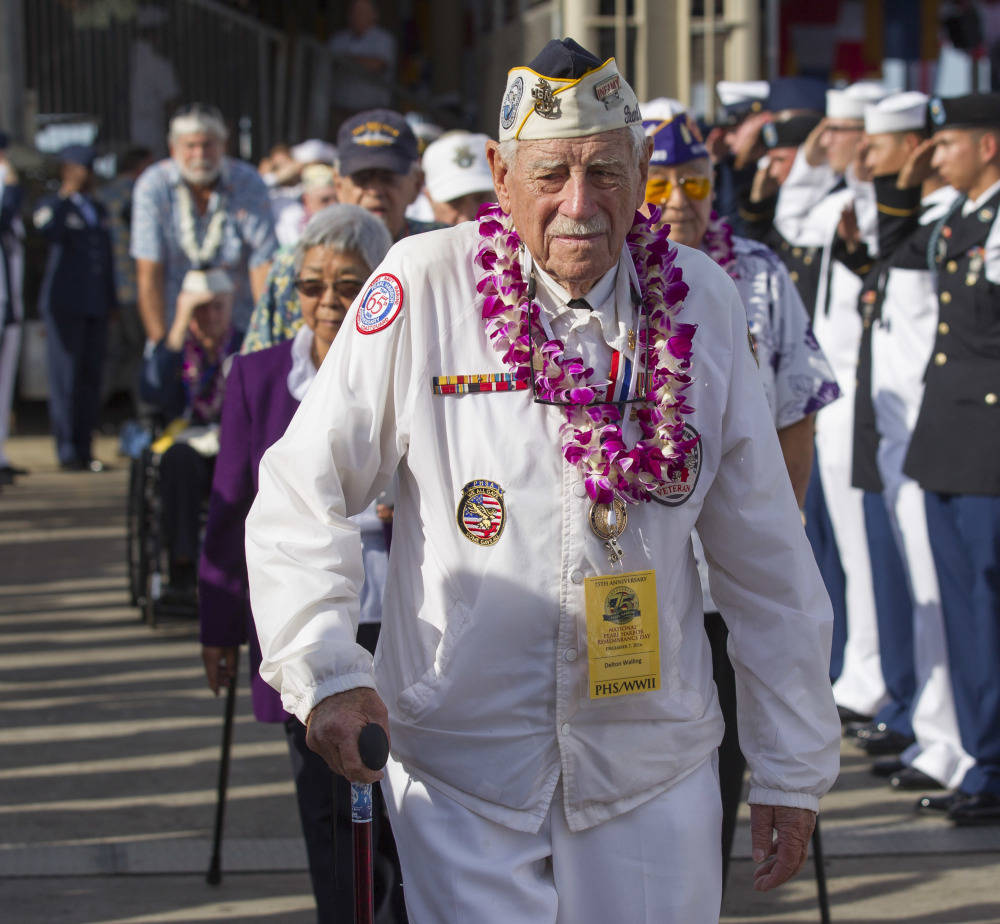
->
xmin=826 ymin=82 xmax=888 ymax=120
xmin=422 ymin=132 xmax=494 ymax=203
xmin=290 ymin=139 xmax=337 ymax=165
xmin=498 ymin=38 xmax=642 ymax=142
xmin=864 ymin=92 xmax=929 ymax=135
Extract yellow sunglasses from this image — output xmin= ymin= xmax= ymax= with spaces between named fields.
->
xmin=645 ymin=176 xmax=711 ymax=203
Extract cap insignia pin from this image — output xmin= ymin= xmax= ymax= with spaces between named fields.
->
xmin=531 ymin=78 xmax=562 ymax=120
xmin=501 ymin=76 xmax=524 ymax=132
xmin=594 ymin=74 xmax=623 ymax=110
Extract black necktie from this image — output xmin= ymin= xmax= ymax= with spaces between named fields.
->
xmin=567 ymin=297 xmax=591 ymax=310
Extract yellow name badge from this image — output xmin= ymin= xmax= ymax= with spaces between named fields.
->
xmin=584 ymin=570 xmax=661 ymax=699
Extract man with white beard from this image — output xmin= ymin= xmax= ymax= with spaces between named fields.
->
xmin=131 ymin=103 xmax=277 ymax=342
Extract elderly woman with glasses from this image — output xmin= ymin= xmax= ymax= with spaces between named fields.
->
xmin=197 ymin=204 xmax=394 ymax=923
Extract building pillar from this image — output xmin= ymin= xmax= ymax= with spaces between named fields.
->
xmin=635 ymin=0 xmax=687 ymax=104
xmin=562 ymin=0 xmax=599 ymax=55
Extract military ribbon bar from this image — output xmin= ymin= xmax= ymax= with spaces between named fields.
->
xmin=432 ymin=373 xmax=529 ymax=395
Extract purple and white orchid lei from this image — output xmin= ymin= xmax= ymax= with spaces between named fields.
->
xmin=703 ymin=210 xmax=738 ymax=280
xmin=474 ymin=203 xmax=698 ymax=505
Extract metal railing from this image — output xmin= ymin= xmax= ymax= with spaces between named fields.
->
xmin=20 ymin=0 xmax=295 ymax=160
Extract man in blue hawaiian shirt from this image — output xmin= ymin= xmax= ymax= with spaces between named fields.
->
xmin=131 ymin=103 xmax=277 ymax=343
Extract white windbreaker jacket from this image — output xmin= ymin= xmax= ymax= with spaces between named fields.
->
xmin=246 ymin=220 xmax=840 ymax=834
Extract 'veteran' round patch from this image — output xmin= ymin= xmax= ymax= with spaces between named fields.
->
xmin=356 ymin=273 xmax=404 ymax=335
xmin=457 ymin=479 xmax=506 ymax=546
xmin=648 ymin=423 xmax=702 ymax=507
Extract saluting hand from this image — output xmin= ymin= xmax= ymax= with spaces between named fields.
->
xmin=898 ymin=137 xmax=939 ymax=190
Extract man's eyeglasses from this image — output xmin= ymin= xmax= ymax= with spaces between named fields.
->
xmin=294 ymin=278 xmax=365 ymax=301
xmin=645 ymin=176 xmax=711 ymax=203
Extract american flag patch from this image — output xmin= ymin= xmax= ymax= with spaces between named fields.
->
xmin=432 ymin=374 xmax=528 ymax=395
xmin=457 ymin=479 xmax=506 ymax=546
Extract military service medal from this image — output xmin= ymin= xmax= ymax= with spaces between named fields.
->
xmin=590 ymin=498 xmax=628 ymax=568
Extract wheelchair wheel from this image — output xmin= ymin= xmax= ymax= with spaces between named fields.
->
xmin=126 ymin=454 xmax=149 ymax=607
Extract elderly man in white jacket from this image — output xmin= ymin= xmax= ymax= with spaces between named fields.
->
xmin=246 ymin=38 xmax=839 ymax=924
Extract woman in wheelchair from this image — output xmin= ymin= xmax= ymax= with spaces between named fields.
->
xmin=139 ymin=268 xmax=243 ymax=604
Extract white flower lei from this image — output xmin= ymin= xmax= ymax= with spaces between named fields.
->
xmin=175 ymin=182 xmax=227 ymax=267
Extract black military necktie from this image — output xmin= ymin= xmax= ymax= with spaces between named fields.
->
xmin=567 ymin=297 xmax=591 ymax=310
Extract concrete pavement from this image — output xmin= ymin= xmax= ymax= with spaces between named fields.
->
xmin=1 ymin=429 xmax=998 ymax=924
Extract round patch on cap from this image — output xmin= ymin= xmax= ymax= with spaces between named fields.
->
xmin=648 ymin=424 xmax=702 ymax=507
xmin=501 ymin=76 xmax=524 ymax=132
xmin=929 ymin=98 xmax=945 ymax=126
xmin=356 ymin=273 xmax=404 ymax=335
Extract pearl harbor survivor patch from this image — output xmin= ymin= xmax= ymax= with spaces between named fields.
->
xmin=356 ymin=273 xmax=404 ymax=335
xmin=457 ymin=479 xmax=507 ymax=546
xmin=648 ymin=422 xmax=702 ymax=506
xmin=584 ymin=569 xmax=661 ymax=699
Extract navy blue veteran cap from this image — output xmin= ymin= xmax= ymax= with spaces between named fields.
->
xmin=337 ymin=109 xmax=419 ymax=176
xmin=765 ymin=77 xmax=829 ymax=115
xmin=928 ymin=93 xmax=1000 ymax=130
xmin=58 ymin=144 xmax=97 ymax=170
xmin=762 ymin=114 xmax=822 ymax=150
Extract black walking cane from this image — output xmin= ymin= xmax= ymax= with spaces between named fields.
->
xmin=812 ymin=817 xmax=832 ymax=924
xmin=351 ymin=723 xmax=390 ymax=924
xmin=207 ymin=649 xmax=239 ymax=885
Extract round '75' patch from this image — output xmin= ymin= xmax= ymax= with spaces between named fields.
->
xmin=356 ymin=273 xmax=404 ymax=335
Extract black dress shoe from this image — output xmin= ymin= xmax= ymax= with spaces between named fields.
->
xmin=857 ymin=729 xmax=916 ymax=756
xmin=948 ymin=792 xmax=1000 ymax=826
xmin=846 ymin=720 xmax=884 ymax=740
xmin=838 ymin=705 xmax=874 ymax=725
xmin=890 ymin=767 xmax=944 ymax=791
xmin=871 ymin=757 xmax=906 ymax=778
xmin=916 ymin=790 xmax=970 ymax=813
xmin=59 ymin=459 xmax=85 ymax=471
xmin=0 ymin=464 xmax=28 ymax=476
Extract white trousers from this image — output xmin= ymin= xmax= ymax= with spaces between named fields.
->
xmin=877 ymin=438 xmax=973 ymax=789
xmin=816 ymin=393 xmax=887 ymax=716
xmin=382 ymin=753 xmax=723 ymax=924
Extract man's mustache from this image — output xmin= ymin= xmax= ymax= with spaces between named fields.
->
xmin=548 ymin=214 xmax=610 ymax=236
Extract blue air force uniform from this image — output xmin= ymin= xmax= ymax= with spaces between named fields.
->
xmin=34 ymin=146 xmax=117 ymax=468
